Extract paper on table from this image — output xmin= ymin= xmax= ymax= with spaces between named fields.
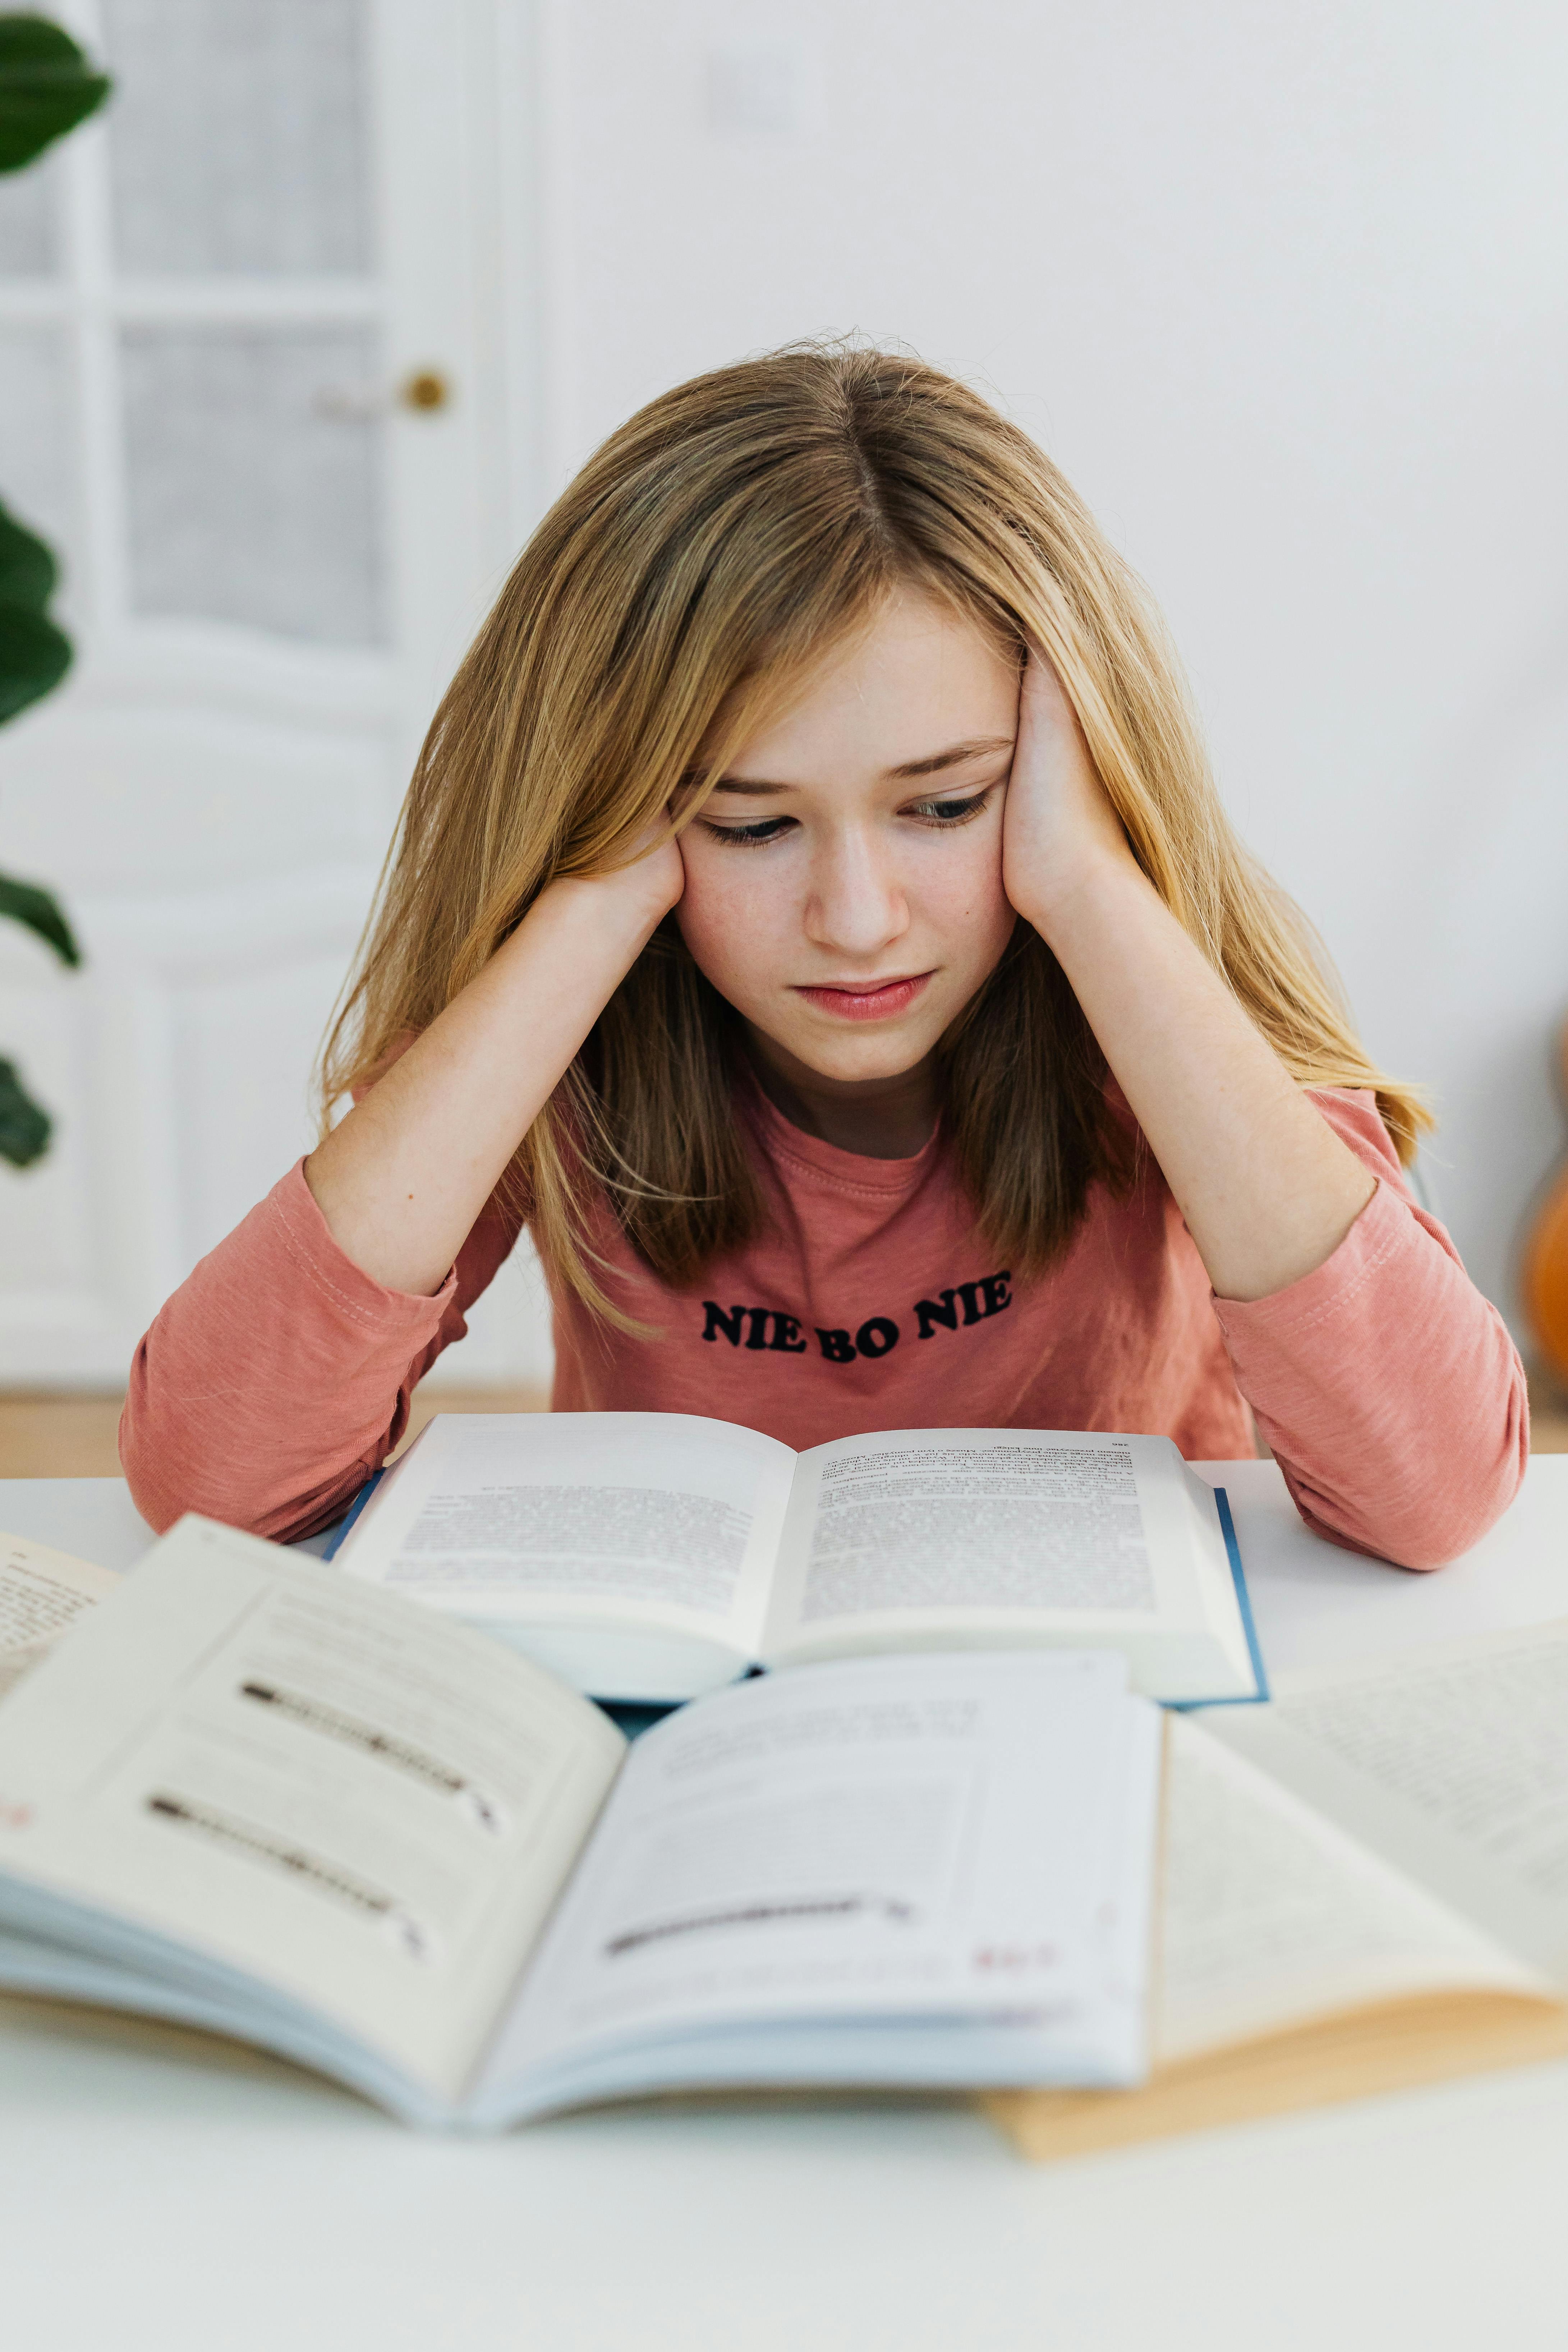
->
xmin=1208 ymin=1621 xmax=1568 ymax=1981
xmin=1156 ymin=1717 xmax=1549 ymax=2066
xmin=0 ymin=1533 xmax=120 ymax=1700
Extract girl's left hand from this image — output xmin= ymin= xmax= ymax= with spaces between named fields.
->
xmin=1000 ymin=647 xmax=1377 ymax=1305
xmin=1001 ymin=647 xmax=1141 ymax=938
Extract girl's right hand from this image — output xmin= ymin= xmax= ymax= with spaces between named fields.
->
xmin=591 ymin=812 xmax=686 ymax=924
xmin=305 ymin=812 xmax=683 ymax=1297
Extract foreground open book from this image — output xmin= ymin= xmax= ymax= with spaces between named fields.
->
xmin=0 ymin=1517 xmax=1162 ymax=2128
xmin=331 ymin=1414 xmax=1262 ymax=1705
xmin=988 ymin=1620 xmax=1568 ymax=2160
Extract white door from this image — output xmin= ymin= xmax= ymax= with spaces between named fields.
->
xmin=0 ymin=0 xmax=551 ymax=1389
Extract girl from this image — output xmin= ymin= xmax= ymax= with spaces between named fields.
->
xmin=122 ymin=345 xmax=1526 ymax=1567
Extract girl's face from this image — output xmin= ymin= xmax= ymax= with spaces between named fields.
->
xmin=676 ymin=591 xmax=1020 ymax=1093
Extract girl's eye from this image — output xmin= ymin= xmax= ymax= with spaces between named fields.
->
xmin=907 ymin=790 xmax=992 ymax=826
xmin=699 ymin=788 xmax=993 ymax=846
xmin=700 ymin=816 xmax=796 ymax=848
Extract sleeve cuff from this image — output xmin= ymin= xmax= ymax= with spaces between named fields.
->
xmin=264 ymin=1159 xmax=459 ymax=1334
xmin=1209 ymin=1177 xmax=1411 ymax=1347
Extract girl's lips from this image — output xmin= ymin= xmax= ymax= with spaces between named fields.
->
xmin=792 ymin=973 xmax=933 ymax=1021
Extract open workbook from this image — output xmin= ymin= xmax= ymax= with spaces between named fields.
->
xmin=331 ymin=1414 xmax=1261 ymax=1705
xmin=988 ymin=1619 xmax=1568 ymax=2160
xmin=0 ymin=1516 xmax=1162 ymax=2128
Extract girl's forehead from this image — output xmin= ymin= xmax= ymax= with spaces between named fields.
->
xmin=719 ymin=596 xmax=1019 ymax=784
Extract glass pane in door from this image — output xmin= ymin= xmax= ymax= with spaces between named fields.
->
xmin=119 ymin=324 xmax=387 ymax=643
xmin=0 ymin=327 xmax=78 ymax=584
xmin=0 ymin=154 xmax=61 ymax=277
xmin=102 ymin=0 xmax=372 ymax=275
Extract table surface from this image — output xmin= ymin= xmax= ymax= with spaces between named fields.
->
xmin=2 ymin=1459 xmax=1566 ymax=2352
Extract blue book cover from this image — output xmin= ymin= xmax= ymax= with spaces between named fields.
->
xmin=1167 ymin=1487 xmax=1269 ymax=1709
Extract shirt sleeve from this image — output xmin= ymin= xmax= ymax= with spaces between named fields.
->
xmin=119 ymin=1159 xmax=525 ymax=1544
xmin=1210 ymin=1089 xmax=1529 ymax=1568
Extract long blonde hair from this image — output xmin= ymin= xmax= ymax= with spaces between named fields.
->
xmin=322 ymin=342 xmax=1427 ymax=1325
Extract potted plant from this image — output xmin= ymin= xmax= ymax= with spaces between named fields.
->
xmin=0 ymin=12 xmax=110 ymax=1166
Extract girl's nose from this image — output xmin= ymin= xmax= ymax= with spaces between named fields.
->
xmin=803 ymin=827 xmax=910 ymax=957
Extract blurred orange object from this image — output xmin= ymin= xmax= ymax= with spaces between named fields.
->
xmin=1523 ymin=1019 xmax=1568 ymax=1386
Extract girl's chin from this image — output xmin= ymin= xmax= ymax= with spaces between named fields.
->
xmin=750 ymin=1020 xmax=940 ymax=1088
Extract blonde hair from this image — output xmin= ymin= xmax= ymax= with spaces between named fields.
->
xmin=322 ymin=342 xmax=1427 ymax=1326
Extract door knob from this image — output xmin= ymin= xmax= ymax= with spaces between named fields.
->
xmin=399 ymin=369 xmax=450 ymax=412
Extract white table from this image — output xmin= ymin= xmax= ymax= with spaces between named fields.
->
xmin=2 ymin=1460 xmax=1567 ymax=2352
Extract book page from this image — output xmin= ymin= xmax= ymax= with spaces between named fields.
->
xmin=477 ymin=1652 xmax=1161 ymax=2116
xmin=0 ymin=1517 xmax=624 ymax=2107
xmin=336 ymin=1414 xmax=796 ymax=1668
xmin=0 ymin=1533 xmax=121 ymax=1701
xmin=1206 ymin=1621 xmax=1568 ymax=1982
xmin=763 ymin=1429 xmax=1254 ymax=1702
xmin=1157 ymin=1717 xmax=1550 ymax=2066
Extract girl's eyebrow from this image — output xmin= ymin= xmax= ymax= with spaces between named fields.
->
xmin=887 ymin=734 xmax=1015 ymax=781
xmin=702 ymin=736 xmax=1016 ymax=796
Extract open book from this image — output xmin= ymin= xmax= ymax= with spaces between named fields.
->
xmin=988 ymin=1620 xmax=1568 ymax=2161
xmin=331 ymin=1414 xmax=1262 ymax=1706
xmin=0 ymin=1516 xmax=1163 ymax=2129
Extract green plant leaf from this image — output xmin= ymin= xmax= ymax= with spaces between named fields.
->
xmin=0 ymin=598 xmax=71 ymax=723
xmin=0 ymin=497 xmax=55 ymax=609
xmin=0 ymin=15 xmax=111 ymax=174
xmin=0 ymin=500 xmax=71 ymax=722
xmin=0 ymin=1056 xmax=51 ymax=1168
xmin=0 ymin=870 xmax=78 ymax=964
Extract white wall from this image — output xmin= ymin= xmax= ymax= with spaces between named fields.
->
xmin=527 ymin=0 xmax=1568 ymax=1333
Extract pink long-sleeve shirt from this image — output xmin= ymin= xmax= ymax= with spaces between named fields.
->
xmin=121 ymin=1084 xmax=1527 ymax=1568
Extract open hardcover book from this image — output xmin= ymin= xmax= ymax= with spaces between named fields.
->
xmin=988 ymin=1620 xmax=1568 ymax=2160
xmin=330 ymin=1414 xmax=1263 ymax=1706
xmin=0 ymin=1517 xmax=1163 ymax=2129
